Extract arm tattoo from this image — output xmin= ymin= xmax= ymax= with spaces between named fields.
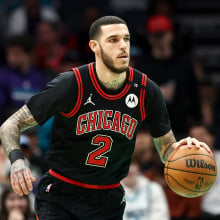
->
xmin=153 ymin=130 xmax=176 ymax=163
xmin=11 ymin=159 xmax=26 ymax=174
xmin=0 ymin=105 xmax=38 ymax=156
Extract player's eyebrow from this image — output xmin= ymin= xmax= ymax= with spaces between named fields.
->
xmin=106 ymin=34 xmax=130 ymax=39
xmin=106 ymin=35 xmax=118 ymax=39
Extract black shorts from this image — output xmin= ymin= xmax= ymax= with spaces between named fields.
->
xmin=35 ymin=173 xmax=126 ymax=220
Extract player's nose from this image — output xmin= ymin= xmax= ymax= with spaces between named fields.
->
xmin=119 ymin=39 xmax=128 ymax=50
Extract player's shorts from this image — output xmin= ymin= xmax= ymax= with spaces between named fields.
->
xmin=35 ymin=172 xmax=126 ymax=220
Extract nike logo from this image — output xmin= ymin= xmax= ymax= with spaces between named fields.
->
xmin=121 ymin=195 xmax=126 ymax=204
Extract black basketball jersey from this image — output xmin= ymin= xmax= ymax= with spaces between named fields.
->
xmin=27 ymin=63 xmax=171 ymax=185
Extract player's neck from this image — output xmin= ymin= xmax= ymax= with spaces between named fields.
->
xmin=95 ymin=60 xmax=127 ymax=90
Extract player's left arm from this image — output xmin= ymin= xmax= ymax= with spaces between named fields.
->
xmin=144 ymin=78 xmax=212 ymax=164
xmin=153 ymin=129 xmax=176 ymax=163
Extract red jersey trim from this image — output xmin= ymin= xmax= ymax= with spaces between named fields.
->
xmin=140 ymin=74 xmax=147 ymax=120
xmin=88 ymin=63 xmax=133 ymax=100
xmin=35 ymin=212 xmax=39 ymax=220
xmin=60 ymin=68 xmax=83 ymax=117
xmin=49 ymin=169 xmax=120 ymax=189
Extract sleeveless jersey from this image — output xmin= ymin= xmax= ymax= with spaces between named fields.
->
xmin=27 ymin=63 xmax=171 ymax=185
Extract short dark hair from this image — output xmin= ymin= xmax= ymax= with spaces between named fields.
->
xmin=89 ymin=16 xmax=127 ymax=40
xmin=7 ymin=35 xmax=33 ymax=53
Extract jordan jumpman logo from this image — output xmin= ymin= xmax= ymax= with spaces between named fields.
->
xmin=84 ymin=93 xmax=95 ymax=106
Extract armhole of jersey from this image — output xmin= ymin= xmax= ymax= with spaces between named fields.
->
xmin=59 ymin=68 xmax=83 ymax=117
xmin=35 ymin=212 xmax=40 ymax=220
xmin=140 ymin=74 xmax=147 ymax=121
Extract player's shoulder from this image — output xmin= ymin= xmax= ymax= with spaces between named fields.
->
xmin=77 ymin=63 xmax=90 ymax=74
xmin=131 ymin=66 xmax=153 ymax=83
xmin=130 ymin=66 xmax=148 ymax=87
xmin=58 ymin=63 xmax=89 ymax=77
xmin=131 ymin=66 xmax=159 ymax=90
xmin=131 ymin=66 xmax=147 ymax=78
xmin=48 ymin=70 xmax=78 ymax=88
xmin=54 ymin=71 xmax=75 ymax=82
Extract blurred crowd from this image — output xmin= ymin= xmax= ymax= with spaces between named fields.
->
xmin=0 ymin=0 xmax=220 ymax=220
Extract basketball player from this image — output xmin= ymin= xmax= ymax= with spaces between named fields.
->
xmin=0 ymin=16 xmax=212 ymax=219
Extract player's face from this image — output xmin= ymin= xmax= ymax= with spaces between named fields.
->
xmin=98 ymin=24 xmax=130 ymax=73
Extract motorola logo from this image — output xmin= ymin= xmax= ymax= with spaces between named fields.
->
xmin=125 ymin=94 xmax=138 ymax=108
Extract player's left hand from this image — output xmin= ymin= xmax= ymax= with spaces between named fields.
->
xmin=172 ymin=137 xmax=213 ymax=155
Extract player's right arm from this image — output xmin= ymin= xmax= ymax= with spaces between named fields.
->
xmin=0 ymin=105 xmax=37 ymax=196
xmin=0 ymin=71 xmax=78 ymax=196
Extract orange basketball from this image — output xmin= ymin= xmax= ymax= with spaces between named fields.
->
xmin=164 ymin=145 xmax=217 ymax=198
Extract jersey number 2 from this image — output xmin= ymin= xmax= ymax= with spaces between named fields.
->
xmin=86 ymin=135 xmax=113 ymax=168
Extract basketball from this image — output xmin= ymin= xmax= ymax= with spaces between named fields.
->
xmin=164 ymin=145 xmax=217 ymax=198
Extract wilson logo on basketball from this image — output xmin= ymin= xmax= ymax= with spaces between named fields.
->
xmin=185 ymin=159 xmax=216 ymax=171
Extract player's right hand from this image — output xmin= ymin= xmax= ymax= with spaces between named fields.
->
xmin=10 ymin=159 xmax=36 ymax=196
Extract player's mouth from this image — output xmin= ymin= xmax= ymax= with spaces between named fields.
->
xmin=118 ymin=53 xmax=129 ymax=60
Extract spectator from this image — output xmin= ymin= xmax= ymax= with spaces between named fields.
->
xmin=7 ymin=0 xmax=59 ymax=38
xmin=122 ymin=159 xmax=170 ymax=220
xmin=135 ymin=15 xmax=202 ymax=139
xmin=147 ymin=0 xmax=192 ymax=53
xmin=0 ymin=35 xmax=46 ymax=123
xmin=34 ymin=20 xmax=68 ymax=76
xmin=0 ymin=186 xmax=35 ymax=220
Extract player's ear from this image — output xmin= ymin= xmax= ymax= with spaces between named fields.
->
xmin=89 ymin=40 xmax=100 ymax=53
